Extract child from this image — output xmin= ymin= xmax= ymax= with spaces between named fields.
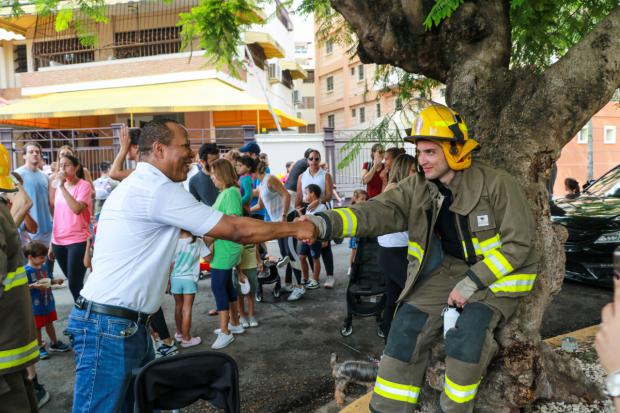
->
xmin=233 ymin=243 xmax=260 ymax=328
xmin=169 ymin=230 xmax=210 ymax=348
xmin=347 ymin=189 xmax=368 ymax=275
xmin=299 ymin=184 xmax=327 ymax=290
xmin=24 ymin=241 xmax=70 ymax=359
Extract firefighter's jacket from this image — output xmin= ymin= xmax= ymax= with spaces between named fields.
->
xmin=0 ymin=197 xmax=38 ymax=375
xmin=317 ymin=162 xmax=539 ymax=300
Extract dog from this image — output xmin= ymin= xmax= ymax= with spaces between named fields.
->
xmin=330 ymin=353 xmax=379 ymax=407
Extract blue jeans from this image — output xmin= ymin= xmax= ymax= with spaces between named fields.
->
xmin=64 ymin=306 xmax=154 ymax=413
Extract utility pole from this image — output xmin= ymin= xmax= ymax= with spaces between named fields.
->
xmin=587 ymin=118 xmax=594 ymax=181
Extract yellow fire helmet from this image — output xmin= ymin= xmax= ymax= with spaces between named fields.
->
xmin=404 ymin=103 xmax=480 ymax=171
xmin=0 ymin=143 xmax=17 ymax=192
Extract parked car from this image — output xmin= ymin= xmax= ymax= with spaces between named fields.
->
xmin=551 ymin=164 xmax=620 ymax=288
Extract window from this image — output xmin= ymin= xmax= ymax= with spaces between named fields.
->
xmin=351 ymin=108 xmax=356 ymax=117
xmin=604 ymin=125 xmax=617 ymax=144
xmin=326 ymin=76 xmax=334 ymax=92
xmin=359 ymin=107 xmax=366 ymax=123
xmin=299 ymin=97 xmax=314 ymax=109
xmin=327 ymin=114 xmax=335 ymax=129
xmin=13 ymin=45 xmax=27 ymax=73
xmin=295 ymin=44 xmax=308 ymax=54
xmin=376 ymin=103 xmax=381 ymax=118
xmin=350 ymin=67 xmax=355 ymax=76
xmin=114 ymin=27 xmax=182 ymax=60
xmin=357 ymin=65 xmax=364 ymax=81
xmin=303 ymin=69 xmax=315 ymax=84
xmin=293 ymin=90 xmax=300 ymax=104
xmin=577 ymin=125 xmax=589 ymax=144
xmin=307 ymin=124 xmax=316 ymax=133
xmin=325 ymin=41 xmax=333 ymax=54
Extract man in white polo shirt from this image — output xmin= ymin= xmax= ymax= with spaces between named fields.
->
xmin=65 ymin=120 xmax=315 ymax=413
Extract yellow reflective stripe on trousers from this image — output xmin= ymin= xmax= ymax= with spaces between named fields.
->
xmin=461 ymin=241 xmax=469 ymax=259
xmin=373 ymin=376 xmax=420 ymax=404
xmin=0 ymin=339 xmax=39 ymax=369
xmin=482 ymin=249 xmax=513 ymax=279
xmin=2 ymin=266 xmax=27 ymax=292
xmin=444 ymin=375 xmax=480 ymax=404
xmin=489 ymin=274 xmax=537 ymax=293
xmin=407 ymin=241 xmax=424 ymax=263
xmin=333 ymin=208 xmax=358 ymax=237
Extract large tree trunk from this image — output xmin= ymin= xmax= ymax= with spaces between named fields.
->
xmin=330 ymin=0 xmax=620 ymax=410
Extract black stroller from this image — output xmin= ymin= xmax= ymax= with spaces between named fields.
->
xmin=255 ymin=258 xmax=282 ymax=302
xmin=340 ymin=236 xmax=386 ymax=338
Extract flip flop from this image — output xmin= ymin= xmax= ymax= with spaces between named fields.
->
xmin=208 ymin=309 xmax=218 ymax=316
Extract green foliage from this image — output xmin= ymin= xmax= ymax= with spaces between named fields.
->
xmin=423 ymin=0 xmax=464 ymax=29
xmin=54 ymin=8 xmax=73 ymax=31
xmin=178 ymin=0 xmax=263 ymax=77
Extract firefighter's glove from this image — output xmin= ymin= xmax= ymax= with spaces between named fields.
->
xmin=302 ymin=214 xmax=328 ymax=240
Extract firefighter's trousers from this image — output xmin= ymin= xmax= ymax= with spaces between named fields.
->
xmin=370 ymin=255 xmax=519 ymax=413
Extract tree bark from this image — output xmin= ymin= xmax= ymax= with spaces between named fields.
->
xmin=331 ymin=0 xmax=620 ymax=410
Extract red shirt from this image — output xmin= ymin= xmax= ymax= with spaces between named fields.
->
xmin=363 ymin=162 xmax=384 ymax=198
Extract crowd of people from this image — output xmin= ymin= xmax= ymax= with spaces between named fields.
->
xmin=3 ymin=105 xmax=620 ymax=413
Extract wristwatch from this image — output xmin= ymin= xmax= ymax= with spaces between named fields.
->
xmin=605 ymin=370 xmax=620 ymax=397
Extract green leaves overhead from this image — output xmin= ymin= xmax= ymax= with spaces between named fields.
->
xmin=423 ymin=0 xmax=464 ymax=29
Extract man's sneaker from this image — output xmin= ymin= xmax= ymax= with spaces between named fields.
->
xmin=281 ymin=283 xmax=294 ymax=293
xmin=287 ymin=287 xmax=305 ymax=301
xmin=35 ymin=383 xmax=50 ymax=408
xmin=306 ymin=279 xmax=320 ymax=290
xmin=239 ymin=316 xmax=250 ymax=328
xmin=174 ymin=332 xmax=183 ymax=341
xmin=39 ymin=347 xmax=49 ymax=360
xmin=276 ymin=256 xmax=290 ymax=269
xmin=213 ymin=323 xmax=245 ymax=335
xmin=301 ymin=278 xmax=309 ymax=286
xmin=211 ymin=332 xmax=234 ymax=350
xmin=180 ymin=336 xmax=202 ymax=348
xmin=323 ymin=276 xmax=335 ymax=289
xmin=248 ymin=316 xmax=259 ymax=327
xmin=155 ymin=341 xmax=179 ymax=358
xmin=49 ymin=340 xmax=71 ymax=352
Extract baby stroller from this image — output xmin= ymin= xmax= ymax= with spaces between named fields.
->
xmin=255 ymin=257 xmax=282 ymax=302
xmin=340 ymin=236 xmax=386 ymax=338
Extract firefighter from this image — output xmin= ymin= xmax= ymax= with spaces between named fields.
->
xmin=0 ymin=143 xmax=40 ymax=412
xmin=305 ymin=103 xmax=539 ymax=412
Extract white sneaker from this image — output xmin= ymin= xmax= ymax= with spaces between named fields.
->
xmin=324 ymin=276 xmax=335 ymax=289
xmin=281 ymin=283 xmax=294 ymax=293
xmin=287 ymin=287 xmax=305 ymax=301
xmin=239 ymin=316 xmax=250 ymax=328
xmin=306 ymin=279 xmax=320 ymax=289
xmin=213 ymin=323 xmax=246 ymax=335
xmin=211 ymin=332 xmax=234 ymax=349
xmin=276 ymin=256 xmax=290 ymax=268
xmin=248 ymin=316 xmax=259 ymax=327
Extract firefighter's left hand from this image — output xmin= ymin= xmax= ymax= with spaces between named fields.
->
xmin=447 ymin=288 xmax=467 ymax=308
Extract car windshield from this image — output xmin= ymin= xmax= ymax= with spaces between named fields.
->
xmin=585 ymin=167 xmax=620 ymax=198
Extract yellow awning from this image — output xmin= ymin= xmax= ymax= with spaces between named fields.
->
xmin=0 ymin=79 xmax=306 ymax=128
xmin=244 ymin=31 xmax=285 ymax=59
xmin=0 ymin=15 xmax=36 ymax=36
xmin=280 ymin=60 xmax=307 ymax=80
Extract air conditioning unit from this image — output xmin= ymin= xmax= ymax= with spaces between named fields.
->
xmin=268 ymin=62 xmax=282 ymax=83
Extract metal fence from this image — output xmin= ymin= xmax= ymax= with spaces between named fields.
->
xmin=333 ymin=129 xmax=413 ymax=198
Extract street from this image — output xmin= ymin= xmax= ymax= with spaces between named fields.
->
xmin=35 ymin=241 xmax=612 ymax=412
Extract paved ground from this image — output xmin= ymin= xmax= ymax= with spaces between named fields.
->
xmin=35 ymin=241 xmax=612 ymax=412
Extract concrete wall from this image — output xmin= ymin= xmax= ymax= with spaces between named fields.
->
xmin=255 ymin=132 xmax=324 ymax=177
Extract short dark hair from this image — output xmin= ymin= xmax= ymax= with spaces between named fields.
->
xmin=304 ymin=148 xmax=314 ymax=159
xmin=305 ymin=183 xmax=321 ymax=199
xmin=23 ymin=141 xmax=42 ymax=152
xmin=129 ymin=128 xmax=141 ymax=146
xmin=139 ymin=120 xmax=182 ymax=155
xmin=23 ymin=241 xmax=48 ymax=258
xmin=198 ymin=143 xmax=219 ymax=162
xmin=99 ymin=161 xmax=111 ymax=173
xmin=238 ymin=155 xmax=257 ymax=173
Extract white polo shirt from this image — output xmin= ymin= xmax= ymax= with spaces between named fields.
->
xmin=80 ymin=162 xmax=223 ymax=313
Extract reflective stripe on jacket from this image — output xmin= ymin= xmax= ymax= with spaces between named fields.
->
xmin=318 ymin=162 xmax=539 ymax=299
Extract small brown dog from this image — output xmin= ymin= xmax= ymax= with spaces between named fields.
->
xmin=330 ymin=353 xmax=379 ymax=407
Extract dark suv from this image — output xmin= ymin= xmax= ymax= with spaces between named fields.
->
xmin=552 ymin=165 xmax=620 ymax=288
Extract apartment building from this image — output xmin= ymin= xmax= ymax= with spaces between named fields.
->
xmin=554 ymin=100 xmax=620 ymax=196
xmin=0 ymin=0 xmax=305 ymax=135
